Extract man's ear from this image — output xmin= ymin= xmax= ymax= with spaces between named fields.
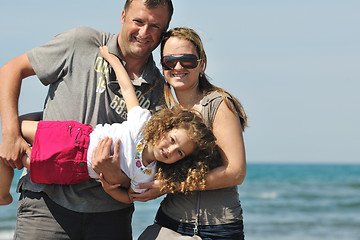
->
xmin=121 ymin=9 xmax=126 ymax=25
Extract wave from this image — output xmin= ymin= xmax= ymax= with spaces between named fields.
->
xmin=338 ymin=201 xmax=360 ymax=208
xmin=349 ymin=182 xmax=360 ymax=189
xmin=0 ymin=231 xmax=13 ymax=240
xmin=246 ymin=192 xmax=278 ymax=199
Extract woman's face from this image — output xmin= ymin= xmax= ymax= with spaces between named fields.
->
xmin=162 ymin=37 xmax=204 ymax=92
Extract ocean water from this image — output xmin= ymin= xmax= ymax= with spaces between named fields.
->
xmin=1 ymin=163 xmax=359 ymax=240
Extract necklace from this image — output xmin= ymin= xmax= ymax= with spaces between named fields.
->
xmin=135 ymin=139 xmax=152 ymax=175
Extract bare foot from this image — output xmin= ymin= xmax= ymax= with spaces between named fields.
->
xmin=0 ymin=193 xmax=13 ymax=206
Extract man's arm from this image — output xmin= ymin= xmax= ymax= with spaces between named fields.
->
xmin=19 ymin=112 xmax=43 ymax=121
xmin=92 ymin=137 xmax=130 ymax=187
xmin=0 ymin=54 xmax=35 ymax=169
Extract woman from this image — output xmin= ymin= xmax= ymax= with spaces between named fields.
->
xmin=133 ymin=27 xmax=247 ymax=239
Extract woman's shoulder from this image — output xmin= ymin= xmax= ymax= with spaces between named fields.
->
xmin=200 ymin=90 xmax=238 ymax=128
xmin=201 ymin=91 xmax=221 ymax=104
xmin=200 ymin=91 xmax=225 ymax=128
xmin=201 ymin=90 xmax=234 ymax=114
xmin=201 ymin=90 xmax=232 ymax=107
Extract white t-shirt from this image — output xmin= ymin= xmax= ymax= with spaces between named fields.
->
xmin=87 ymin=106 xmax=156 ymax=193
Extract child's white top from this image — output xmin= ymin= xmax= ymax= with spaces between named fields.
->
xmin=87 ymin=106 xmax=156 ymax=193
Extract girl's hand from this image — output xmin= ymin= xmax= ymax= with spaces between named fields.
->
xmin=99 ymin=173 xmax=121 ymax=193
xmin=99 ymin=46 xmax=121 ymax=65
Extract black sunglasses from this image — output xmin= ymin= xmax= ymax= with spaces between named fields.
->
xmin=161 ymin=54 xmax=201 ymax=70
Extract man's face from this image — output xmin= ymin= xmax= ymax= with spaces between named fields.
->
xmin=119 ymin=0 xmax=169 ymax=60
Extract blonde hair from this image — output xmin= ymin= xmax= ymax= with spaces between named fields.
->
xmin=160 ymin=27 xmax=248 ymax=130
xmin=143 ymin=107 xmax=221 ymax=193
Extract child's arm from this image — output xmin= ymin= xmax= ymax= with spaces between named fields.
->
xmin=99 ymin=173 xmax=133 ymax=204
xmin=99 ymin=46 xmax=139 ymax=112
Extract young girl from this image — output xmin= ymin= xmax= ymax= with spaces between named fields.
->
xmin=0 ymin=46 xmax=218 ymax=205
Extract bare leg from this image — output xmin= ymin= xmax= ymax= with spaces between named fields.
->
xmin=20 ymin=120 xmax=38 ymax=145
xmin=0 ymin=160 xmax=14 ymax=205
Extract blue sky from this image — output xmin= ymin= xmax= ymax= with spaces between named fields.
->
xmin=0 ymin=0 xmax=359 ymax=164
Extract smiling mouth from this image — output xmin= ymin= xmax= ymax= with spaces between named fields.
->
xmin=171 ymin=73 xmax=187 ymax=78
xmin=161 ymin=150 xmax=168 ymax=159
xmin=134 ymin=36 xmax=149 ymax=45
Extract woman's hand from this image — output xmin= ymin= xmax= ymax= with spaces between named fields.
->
xmin=130 ymin=180 xmax=165 ymax=202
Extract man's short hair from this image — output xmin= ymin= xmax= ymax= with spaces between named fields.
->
xmin=124 ymin=0 xmax=174 ymax=27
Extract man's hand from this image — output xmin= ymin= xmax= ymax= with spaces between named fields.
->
xmin=130 ymin=180 xmax=165 ymax=202
xmin=91 ymin=137 xmax=130 ymax=187
xmin=0 ymin=134 xmax=31 ymax=169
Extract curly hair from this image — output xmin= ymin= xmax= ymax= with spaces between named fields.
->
xmin=142 ymin=107 xmax=222 ymax=194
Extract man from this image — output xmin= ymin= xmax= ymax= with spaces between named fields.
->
xmin=0 ymin=0 xmax=173 ymax=239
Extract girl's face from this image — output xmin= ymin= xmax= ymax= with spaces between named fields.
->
xmin=152 ymin=128 xmax=195 ymax=164
xmin=162 ymin=37 xmax=204 ymax=92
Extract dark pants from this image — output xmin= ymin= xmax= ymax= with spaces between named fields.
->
xmin=14 ymin=190 xmax=134 ymax=240
xmin=155 ymin=208 xmax=245 ymax=240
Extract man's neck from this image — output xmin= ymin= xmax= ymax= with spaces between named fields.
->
xmin=117 ymin=38 xmax=150 ymax=80
xmin=123 ymin=58 xmax=147 ymax=80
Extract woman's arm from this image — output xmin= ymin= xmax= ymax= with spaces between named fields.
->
xmin=131 ymin=100 xmax=246 ymax=201
xmin=204 ymin=101 xmax=246 ymax=189
xmin=130 ymin=180 xmax=164 ymax=202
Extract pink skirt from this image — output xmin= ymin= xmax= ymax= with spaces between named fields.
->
xmin=30 ymin=120 xmax=93 ymax=185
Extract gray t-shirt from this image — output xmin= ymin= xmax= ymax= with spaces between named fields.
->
xmin=19 ymin=26 xmax=165 ymax=212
